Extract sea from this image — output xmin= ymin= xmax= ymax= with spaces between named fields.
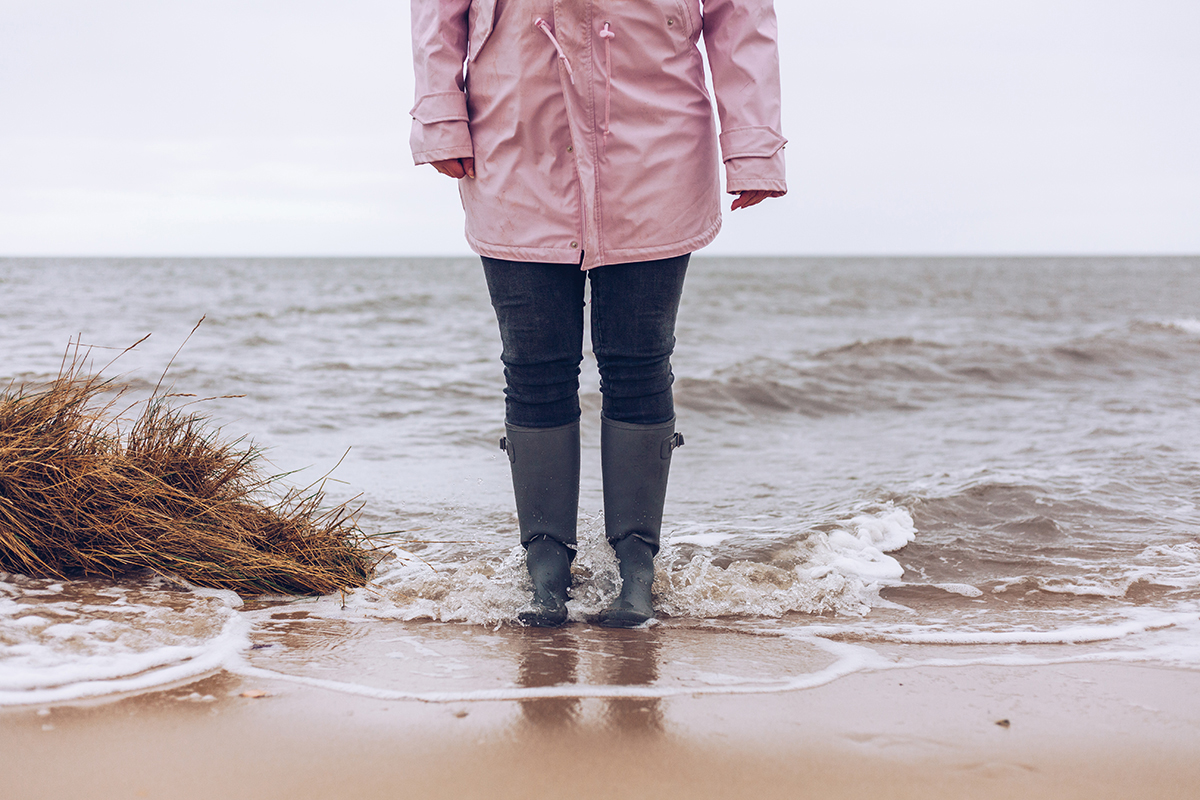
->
xmin=2 ymin=255 xmax=1199 ymax=709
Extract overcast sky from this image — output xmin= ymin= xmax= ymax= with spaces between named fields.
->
xmin=1 ymin=0 xmax=1197 ymax=256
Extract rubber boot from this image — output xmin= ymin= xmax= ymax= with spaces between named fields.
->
xmin=597 ymin=417 xmax=684 ymax=628
xmin=500 ymin=421 xmax=580 ymax=627
xmin=600 ymin=535 xmax=657 ymax=627
xmin=519 ymin=536 xmax=572 ymax=627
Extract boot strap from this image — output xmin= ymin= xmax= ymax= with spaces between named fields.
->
xmin=660 ymin=431 xmax=685 ymax=459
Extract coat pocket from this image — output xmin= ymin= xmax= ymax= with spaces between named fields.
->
xmin=467 ymin=0 xmax=499 ymax=63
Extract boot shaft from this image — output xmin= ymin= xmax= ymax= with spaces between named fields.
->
xmin=501 ymin=420 xmax=581 ymax=548
xmin=600 ymin=416 xmax=683 ymax=554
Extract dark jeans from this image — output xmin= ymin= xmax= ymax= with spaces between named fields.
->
xmin=482 ymin=254 xmax=689 ymax=428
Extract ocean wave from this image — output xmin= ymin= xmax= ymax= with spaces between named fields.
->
xmin=0 ymin=575 xmax=247 ymax=706
xmin=674 ymin=323 xmax=1200 ymax=418
xmin=1140 ymin=318 xmax=1200 ymax=337
xmin=894 ymin=479 xmax=1200 ymax=595
xmin=1171 ymin=318 xmax=1200 ymax=335
xmin=982 ymin=542 xmax=1200 ymax=601
xmin=341 ymin=505 xmax=918 ymax=625
xmin=807 ymin=608 xmax=1197 ymax=647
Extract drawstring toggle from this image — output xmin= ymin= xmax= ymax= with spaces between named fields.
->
xmin=534 ymin=18 xmax=576 ymax=85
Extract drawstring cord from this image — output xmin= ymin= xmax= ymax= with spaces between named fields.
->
xmin=599 ymin=22 xmax=615 ymax=136
xmin=534 ymin=18 xmax=575 ymax=85
xmin=533 ymin=19 xmax=616 ymax=136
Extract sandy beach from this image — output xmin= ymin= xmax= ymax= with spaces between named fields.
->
xmin=5 ymin=259 xmax=1200 ymax=797
xmin=6 ymin=623 xmax=1200 ymax=800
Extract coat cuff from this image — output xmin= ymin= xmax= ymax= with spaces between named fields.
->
xmin=410 ymin=121 xmax=474 ymax=165
xmin=411 ymin=92 xmax=470 ymax=124
xmin=724 ymin=150 xmax=788 ymax=195
xmin=410 ymin=92 xmax=474 ymax=165
xmin=718 ymin=126 xmax=787 ymax=161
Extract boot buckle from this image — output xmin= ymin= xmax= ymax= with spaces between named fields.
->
xmin=660 ymin=431 xmax=684 ymax=459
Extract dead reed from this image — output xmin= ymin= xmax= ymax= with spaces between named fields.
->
xmin=0 ymin=358 xmax=375 ymax=596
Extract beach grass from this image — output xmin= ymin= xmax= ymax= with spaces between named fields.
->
xmin=0 ymin=356 xmax=375 ymax=596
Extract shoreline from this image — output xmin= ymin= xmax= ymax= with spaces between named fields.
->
xmin=7 ymin=658 xmax=1200 ymax=799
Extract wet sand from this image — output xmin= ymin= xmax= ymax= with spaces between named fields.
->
xmin=6 ymin=635 xmax=1200 ymax=800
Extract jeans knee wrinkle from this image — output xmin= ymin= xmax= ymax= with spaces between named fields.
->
xmin=484 ymin=254 xmax=688 ymax=429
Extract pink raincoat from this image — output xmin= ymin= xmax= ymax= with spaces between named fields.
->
xmin=410 ymin=0 xmax=787 ymax=269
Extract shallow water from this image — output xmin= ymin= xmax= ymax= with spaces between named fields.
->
xmin=2 ymin=255 xmax=1199 ymax=705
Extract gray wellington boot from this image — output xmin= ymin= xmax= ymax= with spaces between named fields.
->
xmin=500 ymin=421 xmax=580 ymax=627
xmin=597 ymin=417 xmax=684 ymax=628
xmin=519 ymin=536 xmax=572 ymax=627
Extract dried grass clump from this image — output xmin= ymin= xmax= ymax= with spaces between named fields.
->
xmin=0 ymin=362 xmax=375 ymax=596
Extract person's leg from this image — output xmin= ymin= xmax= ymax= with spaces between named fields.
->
xmin=588 ymin=254 xmax=689 ymax=627
xmin=482 ymin=257 xmax=586 ymax=626
xmin=588 ymin=254 xmax=689 ymax=426
xmin=482 ymin=257 xmax=587 ymax=429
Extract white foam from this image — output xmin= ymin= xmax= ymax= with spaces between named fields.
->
xmin=657 ymin=555 xmax=869 ymax=617
xmin=225 ymin=636 xmax=883 ymax=703
xmin=657 ymin=505 xmax=917 ymax=618
xmin=1127 ymin=542 xmax=1200 ymax=590
xmin=1168 ymin=318 xmax=1200 ymax=335
xmin=11 ymin=504 xmax=1200 ymax=709
xmin=340 ymin=504 xmax=920 ymax=624
xmin=818 ymin=610 xmax=1193 ymax=646
xmin=222 ymin=605 xmax=1200 ymax=704
xmin=0 ymin=578 xmax=248 ymax=706
xmin=988 ymin=541 xmax=1200 ymax=599
xmin=669 ymin=531 xmax=738 ymax=547
xmin=930 ymin=583 xmax=984 ymax=597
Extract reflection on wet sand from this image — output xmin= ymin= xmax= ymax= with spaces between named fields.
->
xmin=598 ymin=628 xmax=663 ymax=734
xmin=516 ymin=629 xmax=580 ymax=728
xmin=516 ymin=627 xmax=662 ymax=734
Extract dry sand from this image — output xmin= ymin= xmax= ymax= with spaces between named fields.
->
xmin=5 ymin=627 xmax=1200 ymax=800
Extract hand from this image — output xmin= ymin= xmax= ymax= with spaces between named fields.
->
xmin=431 ymin=157 xmax=475 ymax=179
xmin=730 ymin=189 xmax=784 ymax=211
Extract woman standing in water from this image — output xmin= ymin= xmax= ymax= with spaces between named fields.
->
xmin=410 ymin=0 xmax=786 ymax=627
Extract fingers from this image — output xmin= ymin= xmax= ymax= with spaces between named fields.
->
xmin=730 ymin=192 xmax=752 ymax=211
xmin=730 ymin=190 xmax=766 ymax=211
xmin=433 ymin=160 xmax=464 ymax=179
xmin=731 ymin=190 xmax=784 ymax=211
xmin=430 ymin=159 xmax=471 ymax=179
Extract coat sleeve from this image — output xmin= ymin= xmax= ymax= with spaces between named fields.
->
xmin=410 ymin=0 xmax=474 ymax=165
xmin=701 ymin=0 xmax=788 ymax=195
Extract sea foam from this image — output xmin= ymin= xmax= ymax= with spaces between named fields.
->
xmin=0 ymin=577 xmax=248 ymax=706
xmin=343 ymin=505 xmax=918 ymax=625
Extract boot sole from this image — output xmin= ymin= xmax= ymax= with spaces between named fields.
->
xmin=518 ymin=608 xmax=569 ymax=627
xmin=597 ymin=609 xmax=653 ymax=628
